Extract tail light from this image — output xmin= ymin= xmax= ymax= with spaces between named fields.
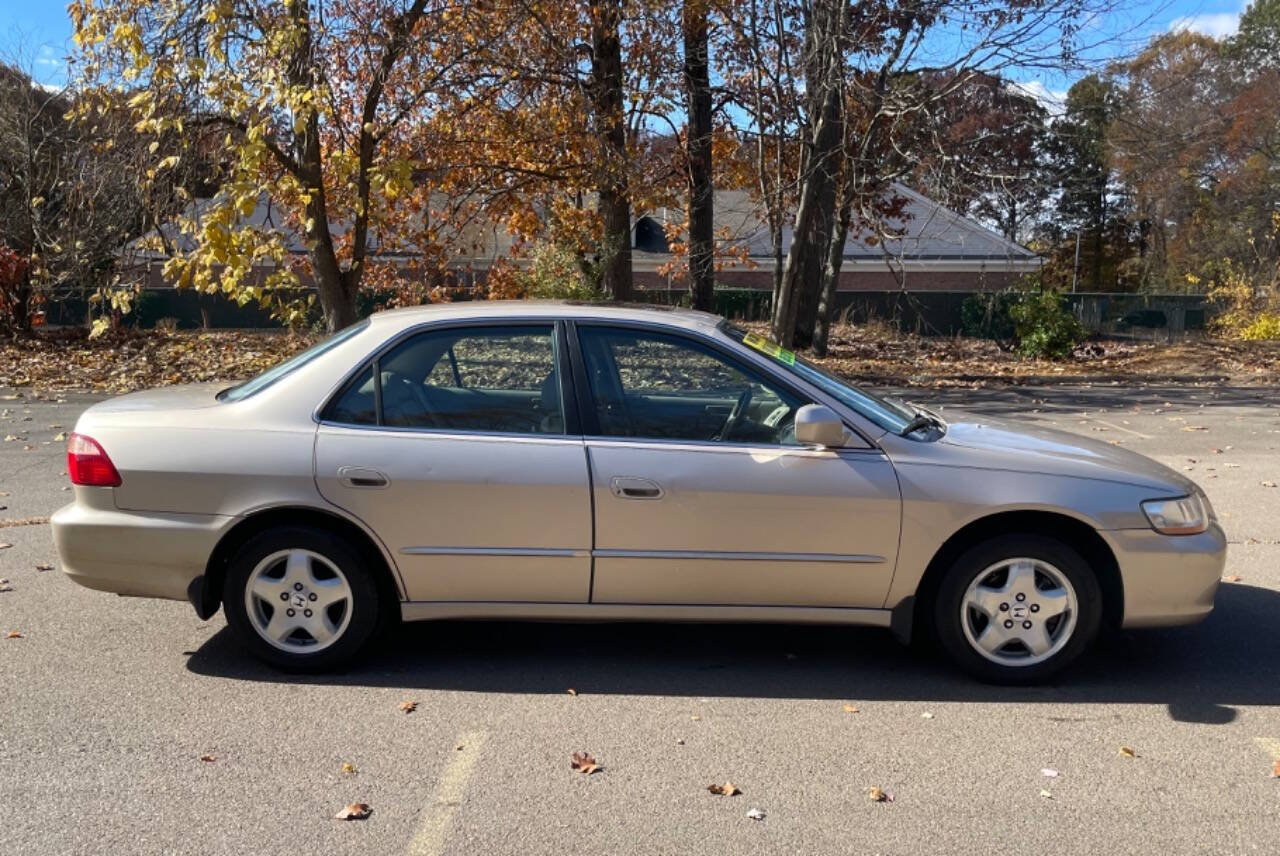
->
xmin=67 ymin=433 xmax=122 ymax=487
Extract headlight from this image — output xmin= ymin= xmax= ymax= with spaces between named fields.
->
xmin=1141 ymin=494 xmax=1209 ymax=535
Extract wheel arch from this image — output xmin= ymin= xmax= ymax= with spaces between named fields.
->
xmin=192 ymin=505 xmax=405 ymax=620
xmin=905 ymin=510 xmax=1123 ymax=645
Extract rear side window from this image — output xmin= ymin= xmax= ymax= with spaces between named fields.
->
xmin=324 ymin=325 xmax=565 ymax=435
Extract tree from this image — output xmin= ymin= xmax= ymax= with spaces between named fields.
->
xmin=683 ymin=0 xmax=715 ymax=310
xmin=1044 ymin=74 xmax=1126 ymax=291
xmin=71 ymin=0 xmax=488 ymax=332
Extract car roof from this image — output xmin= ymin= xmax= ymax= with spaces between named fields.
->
xmin=370 ymin=300 xmax=726 ymax=333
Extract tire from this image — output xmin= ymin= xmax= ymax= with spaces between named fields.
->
xmin=222 ymin=526 xmax=383 ymax=672
xmin=933 ymin=534 xmax=1102 ymax=684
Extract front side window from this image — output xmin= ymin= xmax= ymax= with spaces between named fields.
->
xmin=578 ymin=326 xmax=806 ymax=444
xmin=721 ymin=324 xmax=915 ymax=433
xmin=325 ymin=325 xmax=564 ymax=435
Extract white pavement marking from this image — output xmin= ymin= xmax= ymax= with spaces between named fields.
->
xmin=406 ymin=731 xmax=486 ymax=856
xmin=1254 ymin=737 xmax=1280 ymax=761
xmin=1089 ymin=418 xmax=1153 ymax=439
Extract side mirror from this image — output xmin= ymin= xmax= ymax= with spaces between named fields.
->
xmin=794 ymin=404 xmax=848 ymax=448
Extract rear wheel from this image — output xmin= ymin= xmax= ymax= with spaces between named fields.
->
xmin=223 ymin=526 xmax=382 ymax=671
xmin=934 ymin=534 xmax=1102 ymax=684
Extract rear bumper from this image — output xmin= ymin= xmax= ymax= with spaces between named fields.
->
xmin=51 ymin=501 xmax=230 ymax=602
xmin=1104 ymin=522 xmax=1228 ymax=628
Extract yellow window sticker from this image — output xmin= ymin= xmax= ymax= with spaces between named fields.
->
xmin=742 ymin=331 xmax=796 ymax=365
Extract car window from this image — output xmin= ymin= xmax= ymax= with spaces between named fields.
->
xmin=577 ymin=326 xmax=805 ymax=445
xmin=219 ymin=320 xmax=369 ymax=402
xmin=325 ymin=325 xmax=564 ymax=435
xmin=720 ymin=324 xmax=915 ymax=433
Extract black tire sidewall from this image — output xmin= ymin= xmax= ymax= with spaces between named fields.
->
xmin=934 ymin=534 xmax=1102 ymax=684
xmin=222 ymin=526 xmax=382 ymax=672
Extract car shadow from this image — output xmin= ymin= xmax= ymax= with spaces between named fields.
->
xmin=186 ymin=583 xmax=1278 ymax=725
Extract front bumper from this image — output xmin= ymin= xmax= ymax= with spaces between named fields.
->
xmin=1103 ymin=522 xmax=1228 ymax=628
xmin=51 ymin=499 xmax=230 ymax=602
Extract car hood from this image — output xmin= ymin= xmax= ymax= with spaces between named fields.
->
xmin=82 ymin=382 xmax=226 ymax=414
xmin=928 ymin=412 xmax=1196 ymax=494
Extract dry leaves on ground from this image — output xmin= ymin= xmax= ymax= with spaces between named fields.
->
xmin=708 ymin=783 xmax=742 ymax=796
xmin=1119 ymin=746 xmax=1138 ymax=758
xmin=843 ymin=704 xmax=860 ymax=714
xmin=867 ymin=787 xmax=894 ymax=803
xmin=570 ymin=752 xmax=601 ymax=775
xmin=341 ymin=762 xmax=357 ymax=775
xmin=6 ymin=630 xmax=22 ymax=639
xmin=399 ymin=700 xmax=417 ymax=714
xmin=199 ymin=755 xmax=216 ymax=763
xmin=1224 ymin=575 xmax=1243 ymax=582
xmin=334 ymin=803 xmax=373 ymax=821
xmin=1271 ymin=760 xmax=1280 ymax=778
xmin=566 ymin=688 xmax=578 ymax=696
xmin=745 ymin=808 xmax=766 ymax=821
xmin=35 ymin=563 xmax=53 ymax=571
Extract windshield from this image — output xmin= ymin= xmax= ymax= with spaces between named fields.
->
xmin=721 ymin=323 xmax=917 ymax=433
xmin=218 ymin=320 xmax=370 ymax=403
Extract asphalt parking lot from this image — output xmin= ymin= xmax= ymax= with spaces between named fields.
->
xmin=1 ymin=383 xmax=1278 ymax=855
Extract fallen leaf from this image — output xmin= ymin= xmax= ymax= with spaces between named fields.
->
xmin=708 ymin=782 xmax=742 ymax=796
xmin=0 ymin=582 xmax=12 ymax=593
xmin=454 ymin=743 xmax=465 ymax=751
xmin=399 ymin=700 xmax=417 ymax=714
xmin=6 ymin=630 xmax=22 ymax=639
xmin=1040 ymin=789 xmax=1053 ymax=799
xmin=867 ymin=786 xmax=894 ymax=802
xmin=570 ymin=752 xmax=601 ymax=775
xmin=334 ymin=803 xmax=372 ymax=821
xmin=745 ymin=807 xmax=766 ymax=821
xmin=1272 ymin=760 xmax=1280 ymax=779
xmin=1182 ymin=425 xmax=1208 ymax=432
xmin=675 ymin=738 xmax=685 ymax=745
xmin=53 ymin=432 xmax=66 ymax=441
xmin=35 ymin=563 xmax=54 ymax=572
xmin=566 ymin=688 xmax=578 ymax=696
xmin=1041 ymin=768 xmax=1059 ymax=778
xmin=341 ymin=762 xmax=357 ymax=775
xmin=0 ymin=543 xmax=12 ymax=550
xmin=199 ymin=754 xmax=216 ymax=763
xmin=690 ymin=714 xmax=701 ymax=721
xmin=843 ymin=704 xmax=860 ymax=714
xmin=1119 ymin=746 xmax=1137 ymax=758
xmin=920 ymin=711 xmax=934 ymax=720
xmin=1223 ymin=575 xmax=1242 ymax=583
xmin=1262 ymin=481 xmax=1277 ymax=488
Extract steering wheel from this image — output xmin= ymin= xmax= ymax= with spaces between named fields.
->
xmin=715 ymin=386 xmax=754 ymax=441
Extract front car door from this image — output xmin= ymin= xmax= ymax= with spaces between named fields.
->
xmin=572 ymin=322 xmax=901 ymax=608
xmin=315 ymin=322 xmax=592 ymax=603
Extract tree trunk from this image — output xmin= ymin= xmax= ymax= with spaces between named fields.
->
xmin=771 ymin=0 xmax=844 ymax=348
xmin=683 ymin=0 xmax=714 ymax=312
xmin=813 ymin=182 xmax=855 ymax=356
xmin=591 ymin=0 xmax=634 ymax=302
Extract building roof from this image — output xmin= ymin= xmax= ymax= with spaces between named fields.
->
xmin=126 ymin=184 xmax=1039 ymax=274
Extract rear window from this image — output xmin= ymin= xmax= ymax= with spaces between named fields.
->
xmin=218 ymin=321 xmax=370 ymax=403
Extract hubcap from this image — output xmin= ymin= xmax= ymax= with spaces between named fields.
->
xmin=244 ymin=549 xmax=353 ymax=654
xmin=960 ymin=557 xmax=1078 ymax=667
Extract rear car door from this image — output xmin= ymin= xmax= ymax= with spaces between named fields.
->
xmin=572 ymin=322 xmax=901 ymax=608
xmin=315 ymin=322 xmax=592 ymax=603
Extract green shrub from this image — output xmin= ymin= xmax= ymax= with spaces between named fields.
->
xmin=1008 ymin=289 xmax=1085 ymax=358
xmin=961 ymin=290 xmax=1019 ymax=350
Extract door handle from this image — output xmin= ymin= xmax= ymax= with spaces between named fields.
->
xmin=337 ymin=466 xmax=389 ymax=488
xmin=610 ymin=476 xmax=663 ymax=500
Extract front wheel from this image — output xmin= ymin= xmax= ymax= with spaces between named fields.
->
xmin=934 ymin=535 xmax=1102 ymax=684
xmin=222 ymin=526 xmax=382 ymax=672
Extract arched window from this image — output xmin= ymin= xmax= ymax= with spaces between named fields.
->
xmin=634 ymin=216 xmax=670 ymax=253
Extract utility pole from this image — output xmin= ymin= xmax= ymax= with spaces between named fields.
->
xmin=1071 ymin=231 xmax=1081 ymax=293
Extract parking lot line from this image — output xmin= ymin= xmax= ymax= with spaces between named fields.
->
xmin=1254 ymin=737 xmax=1280 ymax=761
xmin=406 ymin=731 xmax=486 ymax=856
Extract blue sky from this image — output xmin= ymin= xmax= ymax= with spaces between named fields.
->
xmin=0 ymin=0 xmax=1255 ymax=108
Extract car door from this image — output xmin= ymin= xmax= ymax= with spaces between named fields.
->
xmin=315 ymin=322 xmax=592 ymax=603
xmin=572 ymin=322 xmax=901 ymax=608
